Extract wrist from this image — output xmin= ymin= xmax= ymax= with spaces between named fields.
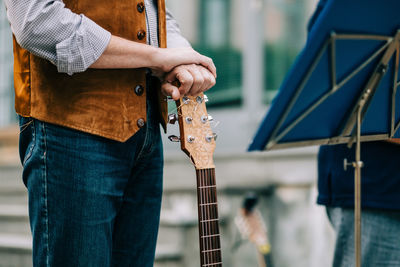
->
xmin=149 ymin=47 xmax=165 ymax=71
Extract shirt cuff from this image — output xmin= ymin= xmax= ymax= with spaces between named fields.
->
xmin=56 ymin=15 xmax=111 ymax=75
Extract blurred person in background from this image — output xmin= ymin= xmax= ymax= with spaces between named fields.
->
xmin=309 ymin=1 xmax=400 ymax=266
xmin=4 ymin=0 xmax=216 ymax=266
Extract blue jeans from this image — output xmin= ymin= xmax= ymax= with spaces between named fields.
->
xmin=19 ymin=89 xmax=164 ymax=266
xmin=327 ymin=207 xmax=400 ymax=267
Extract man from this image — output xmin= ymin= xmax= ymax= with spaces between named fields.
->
xmin=4 ymin=0 xmax=216 ymax=266
xmin=309 ymin=1 xmax=400 ymax=266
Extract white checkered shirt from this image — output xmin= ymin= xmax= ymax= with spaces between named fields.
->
xmin=4 ymin=0 xmax=190 ymax=75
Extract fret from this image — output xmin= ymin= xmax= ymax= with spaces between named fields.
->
xmin=199 ymin=185 xmax=217 ymax=189
xmin=199 ymin=202 xmax=218 ymax=206
xmin=200 ymin=219 xmax=219 ymax=223
xmin=201 ymin=248 xmax=222 ymax=253
xmin=201 ymin=234 xmax=221 ymax=239
xmin=199 ymin=225 xmax=220 ymax=236
xmin=202 ymin=262 xmax=223 ymax=267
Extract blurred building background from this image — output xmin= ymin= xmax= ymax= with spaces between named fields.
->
xmin=0 ymin=0 xmax=335 ymax=266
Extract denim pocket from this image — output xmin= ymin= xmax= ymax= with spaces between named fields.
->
xmin=19 ymin=116 xmax=35 ymax=166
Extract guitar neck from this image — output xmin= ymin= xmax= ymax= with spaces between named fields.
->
xmin=196 ymin=168 xmax=222 ymax=267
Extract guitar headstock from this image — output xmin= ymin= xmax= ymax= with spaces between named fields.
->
xmin=174 ymin=94 xmax=216 ymax=169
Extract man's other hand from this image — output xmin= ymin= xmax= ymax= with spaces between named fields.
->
xmin=161 ymin=64 xmax=216 ymax=100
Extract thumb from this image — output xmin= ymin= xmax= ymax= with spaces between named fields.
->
xmin=161 ymin=82 xmax=181 ymax=100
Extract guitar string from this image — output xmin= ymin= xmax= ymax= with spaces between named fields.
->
xmin=205 ymin=169 xmax=213 ymax=265
xmin=210 ymin=168 xmax=221 ymax=265
xmin=212 ymin=168 xmax=222 ymax=264
xmin=206 ymin=168 xmax=217 ymax=265
xmin=202 ymin=169 xmax=209 ymax=265
xmin=210 ymin=170 xmax=220 ymax=262
xmin=201 ymin=169 xmax=207 ymax=266
xmin=210 ymin=170 xmax=217 ymax=265
xmin=207 ymin=168 xmax=213 ymax=265
xmin=206 ymin=168 xmax=213 ymax=265
xmin=206 ymin=169 xmax=213 ymax=265
xmin=203 ymin=169 xmax=211 ymax=266
xmin=209 ymin=168 xmax=216 ymax=264
xmin=211 ymin=168 xmax=220 ymax=264
xmin=199 ymin=169 xmax=207 ymax=266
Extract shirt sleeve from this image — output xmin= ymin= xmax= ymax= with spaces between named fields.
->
xmin=4 ymin=0 xmax=111 ymax=75
xmin=166 ymin=8 xmax=191 ymax=48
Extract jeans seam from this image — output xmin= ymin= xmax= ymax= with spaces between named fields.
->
xmin=135 ymin=128 xmax=151 ymax=161
xmin=22 ymin=119 xmax=36 ymax=166
xmin=42 ymin=123 xmax=50 ymax=267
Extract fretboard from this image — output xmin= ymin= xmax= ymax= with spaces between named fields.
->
xmin=196 ymin=168 xmax=222 ymax=267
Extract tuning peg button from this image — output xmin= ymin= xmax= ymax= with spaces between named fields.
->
xmin=213 ymin=133 xmax=218 ymax=141
xmin=206 ymin=133 xmax=218 ymax=143
xmin=168 ymin=135 xmax=180 ymax=142
xmin=168 ymin=113 xmax=178 ymax=125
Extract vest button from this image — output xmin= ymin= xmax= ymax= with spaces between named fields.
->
xmin=134 ymin=85 xmax=144 ymax=96
xmin=137 ymin=2 xmax=145 ymax=13
xmin=137 ymin=118 xmax=146 ymax=128
xmin=137 ymin=30 xmax=146 ymax=40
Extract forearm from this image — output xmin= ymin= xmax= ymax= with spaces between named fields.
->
xmin=90 ymin=35 xmax=159 ymax=69
xmin=91 ymin=35 xmax=216 ymax=77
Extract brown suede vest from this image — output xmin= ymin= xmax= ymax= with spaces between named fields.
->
xmin=13 ymin=0 xmax=168 ymax=142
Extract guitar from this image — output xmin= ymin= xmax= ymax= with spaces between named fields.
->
xmin=169 ymin=94 xmax=222 ymax=267
xmin=234 ymin=194 xmax=273 ymax=267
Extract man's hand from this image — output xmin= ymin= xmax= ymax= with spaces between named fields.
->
xmin=161 ymin=64 xmax=216 ymax=100
xmin=153 ymin=48 xmax=217 ymax=78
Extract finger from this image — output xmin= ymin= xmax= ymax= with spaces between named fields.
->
xmin=175 ymin=69 xmax=194 ymax=95
xmin=161 ymin=82 xmax=181 ymax=100
xmin=198 ymin=55 xmax=217 ymax=78
xmin=186 ymin=65 xmax=205 ymax=96
xmin=199 ymin=66 xmax=216 ymax=91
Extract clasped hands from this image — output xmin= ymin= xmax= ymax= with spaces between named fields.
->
xmin=155 ymin=47 xmax=217 ymax=101
xmin=161 ymin=64 xmax=216 ymax=100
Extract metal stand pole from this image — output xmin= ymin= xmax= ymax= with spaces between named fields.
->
xmin=353 ymin=106 xmax=363 ymax=267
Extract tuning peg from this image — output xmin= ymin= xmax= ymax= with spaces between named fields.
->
xmin=168 ymin=113 xmax=178 ymax=124
xmin=204 ymin=95 xmax=209 ymax=103
xmin=213 ymin=133 xmax=218 ymax=141
xmin=182 ymin=96 xmax=190 ymax=104
xmin=196 ymin=96 xmax=203 ymax=104
xmin=205 ymin=133 xmax=218 ymax=143
xmin=201 ymin=114 xmax=214 ymax=124
xmin=168 ymin=135 xmax=180 ymax=142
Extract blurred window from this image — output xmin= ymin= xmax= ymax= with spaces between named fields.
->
xmin=196 ymin=0 xmax=242 ymax=108
xmin=168 ymin=0 xmax=315 ymax=108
